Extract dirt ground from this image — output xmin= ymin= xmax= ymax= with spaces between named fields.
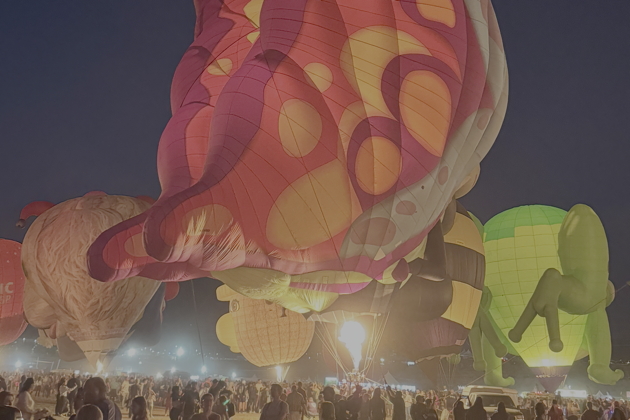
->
xmin=34 ymin=399 xmax=261 ymax=420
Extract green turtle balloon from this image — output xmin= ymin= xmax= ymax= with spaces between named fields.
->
xmin=470 ymin=204 xmax=623 ymax=391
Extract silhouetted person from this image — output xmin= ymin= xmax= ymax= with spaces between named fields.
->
xmin=549 ymin=401 xmax=563 ymax=420
xmin=466 ymin=398 xmax=486 ymax=420
xmin=410 ymin=396 xmax=427 ymax=420
xmin=491 ymin=402 xmax=510 ymax=420
xmin=453 ymin=401 xmax=467 ymax=420
xmin=535 ymin=403 xmax=546 ymax=420
xmin=260 ymin=384 xmax=288 ymax=420
xmin=84 ymin=377 xmax=122 ymax=420
xmin=369 ymin=389 xmax=386 ymax=420
xmin=76 ymin=404 xmax=104 ymax=420
xmin=320 ymin=387 xmax=336 ymax=420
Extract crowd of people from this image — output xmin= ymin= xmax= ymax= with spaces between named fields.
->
xmin=0 ymin=371 xmax=629 ymax=420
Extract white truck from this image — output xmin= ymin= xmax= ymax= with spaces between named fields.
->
xmin=460 ymin=386 xmax=524 ymax=420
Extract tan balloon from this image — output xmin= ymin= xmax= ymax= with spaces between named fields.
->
xmin=216 ymin=285 xmax=314 ymax=367
xmin=21 ymin=195 xmax=160 ymax=367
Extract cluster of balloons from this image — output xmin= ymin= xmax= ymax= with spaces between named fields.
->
xmin=1 ymin=0 xmax=621 ymax=393
xmin=77 ymin=0 xmax=505 ymax=375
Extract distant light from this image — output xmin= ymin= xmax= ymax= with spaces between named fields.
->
xmin=176 ymin=347 xmax=185 ymax=357
xmin=171 ymin=367 xmax=176 ymax=374
xmin=156 ymin=373 xmax=163 ymax=379
xmin=201 ymin=366 xmax=207 ymax=374
xmin=232 ymin=372 xmax=236 ymax=379
xmin=139 ymin=362 xmax=142 ymax=365
xmin=190 ymin=375 xmax=200 ymax=380
xmin=74 ymin=370 xmax=80 ymax=375
xmin=380 ymin=358 xmax=385 ymax=363
xmin=128 ymin=348 xmax=137 ymax=357
xmin=407 ymin=362 xmax=415 ymax=366
xmin=275 ymin=365 xmax=283 ymax=382
xmin=15 ymin=361 xmax=22 ymax=368
xmin=96 ymin=361 xmax=104 ymax=373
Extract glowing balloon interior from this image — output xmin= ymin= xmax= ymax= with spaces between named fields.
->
xmin=339 ymin=321 xmax=366 ymax=371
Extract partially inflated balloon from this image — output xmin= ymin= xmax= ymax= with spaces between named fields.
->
xmin=21 ymin=195 xmax=160 ymax=367
xmin=89 ymin=0 xmax=509 ymax=315
xmin=216 ymin=285 xmax=313 ymax=367
xmin=0 ymin=240 xmax=27 ymax=345
xmin=387 ymin=201 xmax=484 ymax=362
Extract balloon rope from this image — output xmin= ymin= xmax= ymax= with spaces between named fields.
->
xmin=363 ymin=312 xmax=390 ymax=375
xmin=465 ymin=282 xmax=629 ymax=387
xmin=316 ymin=323 xmax=348 ymax=376
xmin=190 ymin=280 xmax=206 ymax=366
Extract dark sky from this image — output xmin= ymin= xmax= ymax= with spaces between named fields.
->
xmin=1 ymin=1 xmax=629 ymax=362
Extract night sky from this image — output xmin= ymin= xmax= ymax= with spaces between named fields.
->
xmin=1 ymin=1 xmax=629 ymax=362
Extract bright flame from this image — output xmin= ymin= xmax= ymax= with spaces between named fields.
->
xmin=339 ymin=321 xmax=366 ymax=371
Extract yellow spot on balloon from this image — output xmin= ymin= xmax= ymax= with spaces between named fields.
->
xmin=441 ymin=282 xmax=482 ymax=329
xmin=216 ymin=313 xmax=240 ymax=353
xmin=355 ymin=137 xmax=401 ymax=195
xmin=182 ymin=204 xmax=233 ymax=237
xmin=124 ymin=234 xmax=148 ymax=258
xmin=304 ymin=63 xmax=333 ymax=92
xmin=340 ymin=26 xmax=431 ymax=118
xmin=400 ymin=70 xmax=451 ymax=156
xmin=247 ymin=31 xmax=260 ymax=44
xmin=206 ymin=58 xmax=233 ymax=76
xmin=338 ymin=102 xmax=384 ymax=156
xmin=243 ymin=0 xmax=263 ymax=28
xmin=278 ymin=99 xmax=322 ymax=158
xmin=417 ymin=0 xmax=456 ymax=28
xmin=267 ymin=160 xmax=354 ymax=250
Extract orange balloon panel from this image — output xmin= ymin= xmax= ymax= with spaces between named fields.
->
xmin=89 ymin=0 xmax=508 ymax=310
xmin=0 ymin=239 xmax=27 ymax=345
xmin=229 ymin=296 xmax=314 ymax=367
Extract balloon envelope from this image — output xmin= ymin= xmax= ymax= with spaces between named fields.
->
xmin=483 ymin=205 xmax=587 ymax=390
xmin=89 ymin=0 xmax=509 ymax=315
xmin=21 ymin=195 xmax=160 ymax=367
xmin=0 ymin=239 xmax=27 ymax=345
xmin=216 ymin=286 xmax=313 ymax=367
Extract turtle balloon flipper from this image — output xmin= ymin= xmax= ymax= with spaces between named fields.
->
xmin=508 ymin=268 xmax=566 ymax=353
xmin=470 ymin=287 xmax=512 ymax=385
xmin=585 ymin=306 xmax=624 ymax=384
xmin=481 ymin=332 xmax=514 ymax=387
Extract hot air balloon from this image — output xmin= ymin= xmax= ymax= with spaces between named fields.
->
xmin=216 ymin=285 xmax=313 ymax=367
xmin=0 ymin=239 xmax=27 ymax=345
xmin=20 ymin=195 xmax=161 ymax=367
xmin=88 ymin=0 xmax=509 ymax=317
xmin=471 ymin=205 xmax=622 ymax=392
